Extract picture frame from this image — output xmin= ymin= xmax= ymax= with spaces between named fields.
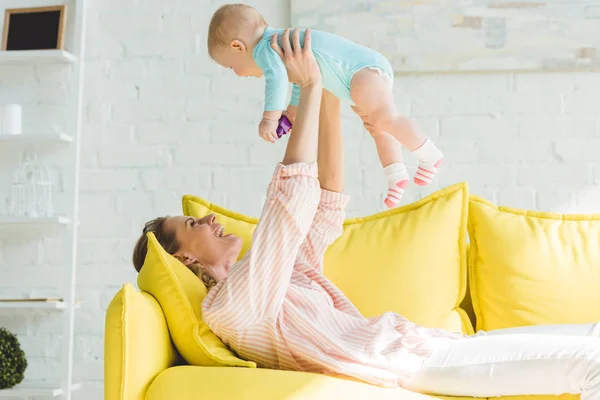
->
xmin=2 ymin=5 xmax=67 ymax=51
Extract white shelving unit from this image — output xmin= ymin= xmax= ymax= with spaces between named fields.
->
xmin=0 ymin=1 xmax=88 ymax=399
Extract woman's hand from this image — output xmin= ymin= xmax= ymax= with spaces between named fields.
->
xmin=283 ymin=105 xmax=297 ymax=126
xmin=270 ymin=28 xmax=321 ymax=89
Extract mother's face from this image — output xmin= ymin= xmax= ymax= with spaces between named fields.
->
xmin=164 ymin=214 xmax=243 ymax=271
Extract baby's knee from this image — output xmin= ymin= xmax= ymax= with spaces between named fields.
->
xmin=360 ymin=121 xmax=381 ymax=138
xmin=372 ymin=111 xmax=411 ymax=133
xmin=370 ymin=110 xmax=399 ymax=131
xmin=367 ymin=128 xmax=384 ymax=139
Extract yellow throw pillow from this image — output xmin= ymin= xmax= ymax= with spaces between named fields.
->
xmin=324 ymin=183 xmax=470 ymax=332
xmin=183 ymin=182 xmax=473 ymax=335
xmin=137 ymin=232 xmax=256 ymax=368
xmin=468 ymin=195 xmax=600 ymax=332
xmin=104 ymin=284 xmax=179 ymax=400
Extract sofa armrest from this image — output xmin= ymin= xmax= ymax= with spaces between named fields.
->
xmin=105 ymin=284 xmax=179 ymax=400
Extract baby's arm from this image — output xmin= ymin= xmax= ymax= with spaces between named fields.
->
xmin=283 ymin=84 xmax=301 ymax=125
xmin=255 ymin=42 xmax=290 ymax=142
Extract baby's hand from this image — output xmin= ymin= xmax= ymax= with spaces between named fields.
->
xmin=259 ymin=118 xmax=279 ymax=143
xmin=283 ymin=105 xmax=297 ymax=126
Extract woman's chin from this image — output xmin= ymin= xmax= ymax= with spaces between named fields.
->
xmin=231 ymin=235 xmax=244 ymax=255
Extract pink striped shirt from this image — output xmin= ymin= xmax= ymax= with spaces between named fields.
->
xmin=202 ymin=162 xmax=463 ymax=387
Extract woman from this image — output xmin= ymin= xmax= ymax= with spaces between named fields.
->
xmin=133 ymin=28 xmax=600 ymax=399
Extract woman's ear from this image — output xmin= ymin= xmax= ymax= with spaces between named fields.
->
xmin=231 ymin=39 xmax=247 ymax=52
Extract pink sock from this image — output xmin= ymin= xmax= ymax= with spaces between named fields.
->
xmin=412 ymin=138 xmax=443 ymax=186
xmin=383 ymin=163 xmax=409 ymax=209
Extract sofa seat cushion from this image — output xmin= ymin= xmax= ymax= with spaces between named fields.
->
xmin=146 ymin=366 xmax=476 ymax=400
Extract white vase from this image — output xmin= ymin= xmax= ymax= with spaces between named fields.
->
xmin=1 ymin=104 xmax=22 ymax=135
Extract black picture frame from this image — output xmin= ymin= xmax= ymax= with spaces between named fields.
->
xmin=2 ymin=5 xmax=67 ymax=51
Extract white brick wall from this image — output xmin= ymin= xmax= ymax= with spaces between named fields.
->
xmin=0 ymin=0 xmax=599 ymax=398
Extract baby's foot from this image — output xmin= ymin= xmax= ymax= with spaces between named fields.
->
xmin=412 ymin=138 xmax=443 ymax=186
xmin=384 ymin=163 xmax=409 ymax=209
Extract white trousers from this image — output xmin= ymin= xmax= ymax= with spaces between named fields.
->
xmin=404 ymin=323 xmax=600 ymax=399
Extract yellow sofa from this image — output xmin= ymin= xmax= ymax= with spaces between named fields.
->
xmin=105 ymin=182 xmax=600 ymax=400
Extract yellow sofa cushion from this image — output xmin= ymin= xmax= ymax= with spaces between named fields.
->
xmin=104 ymin=284 xmax=179 ymax=400
xmin=182 ymin=182 xmax=473 ymax=334
xmin=324 ymin=183 xmax=470 ymax=331
xmin=137 ymin=232 xmax=256 ymax=368
xmin=468 ymin=195 xmax=600 ymax=333
xmin=147 ymin=365 xmax=475 ymax=400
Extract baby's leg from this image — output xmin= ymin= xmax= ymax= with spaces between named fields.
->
xmin=350 ymin=69 xmax=443 ymax=186
xmin=352 ymin=106 xmax=408 ymax=209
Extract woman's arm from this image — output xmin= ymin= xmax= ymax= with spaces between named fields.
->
xmin=204 ymin=29 xmax=324 ymax=324
xmin=317 ymin=89 xmax=344 ymax=192
xmin=296 ymin=89 xmax=349 ymax=272
xmin=277 ymin=29 xmax=322 ymax=166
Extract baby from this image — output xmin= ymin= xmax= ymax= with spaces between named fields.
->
xmin=207 ymin=4 xmax=443 ymax=208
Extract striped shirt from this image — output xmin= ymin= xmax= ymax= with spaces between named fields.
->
xmin=202 ymin=162 xmax=463 ymax=387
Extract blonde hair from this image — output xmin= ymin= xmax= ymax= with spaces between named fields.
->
xmin=188 ymin=262 xmax=217 ymax=291
xmin=133 ymin=216 xmax=217 ymax=291
xmin=207 ymin=3 xmax=268 ymax=59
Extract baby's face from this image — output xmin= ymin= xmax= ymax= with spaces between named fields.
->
xmin=213 ymin=45 xmax=263 ymax=78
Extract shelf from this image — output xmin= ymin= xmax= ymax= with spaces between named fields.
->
xmin=0 ymin=133 xmax=73 ymax=145
xmin=0 ymin=216 xmax=70 ymax=225
xmin=0 ymin=382 xmax=81 ymax=397
xmin=0 ymin=50 xmax=77 ymax=64
xmin=0 ymin=299 xmax=81 ymax=310
xmin=0 ymin=216 xmax=71 ymax=238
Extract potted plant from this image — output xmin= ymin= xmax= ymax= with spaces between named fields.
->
xmin=0 ymin=327 xmax=27 ymax=389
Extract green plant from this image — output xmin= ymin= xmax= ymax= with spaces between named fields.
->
xmin=0 ymin=327 xmax=27 ymax=389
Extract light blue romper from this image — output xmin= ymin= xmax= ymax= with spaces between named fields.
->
xmin=253 ymin=27 xmax=393 ymax=112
